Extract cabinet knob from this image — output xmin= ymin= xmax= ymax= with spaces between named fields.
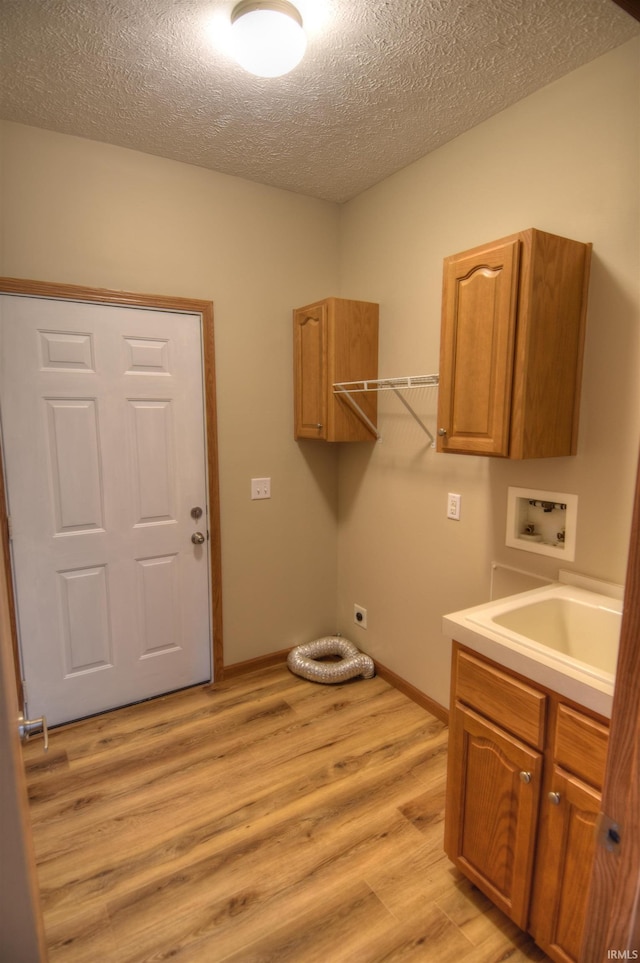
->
xmin=438 ymin=427 xmax=447 ymax=436
xmin=519 ymin=771 xmax=532 ymax=784
xmin=548 ymin=791 xmax=561 ymax=805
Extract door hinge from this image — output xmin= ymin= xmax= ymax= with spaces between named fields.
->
xmin=7 ymin=515 xmax=12 ymax=540
xmin=597 ymin=812 xmax=622 ymax=853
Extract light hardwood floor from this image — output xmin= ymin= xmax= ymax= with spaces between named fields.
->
xmin=23 ymin=664 xmax=549 ymax=962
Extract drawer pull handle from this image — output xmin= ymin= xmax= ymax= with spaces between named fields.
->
xmin=548 ymin=791 xmax=562 ymax=805
xmin=519 ymin=771 xmax=532 ymax=784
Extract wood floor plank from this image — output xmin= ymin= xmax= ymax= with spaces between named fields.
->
xmin=215 ymin=885 xmax=466 ymax=963
xmin=52 ymin=758 xmax=429 ymax=937
xmin=44 ymin=904 xmax=119 ymax=963
xmin=30 ymin=686 xmax=435 ymax=857
xmin=24 ymin=664 xmax=549 ymax=962
xmin=32 ymin=703 xmax=436 ymax=909
xmin=28 ymin=677 xmax=414 ymax=818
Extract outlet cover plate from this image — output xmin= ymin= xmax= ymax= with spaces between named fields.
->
xmin=354 ymin=604 xmax=367 ymax=629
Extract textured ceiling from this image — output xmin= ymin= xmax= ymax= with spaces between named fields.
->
xmin=1 ymin=0 xmax=638 ymax=203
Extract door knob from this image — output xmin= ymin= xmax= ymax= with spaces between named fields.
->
xmin=438 ymin=427 xmax=447 ymax=436
xmin=191 ymin=532 xmax=205 ymax=545
xmin=548 ymin=791 xmax=561 ymax=805
xmin=18 ymin=713 xmax=48 ymax=752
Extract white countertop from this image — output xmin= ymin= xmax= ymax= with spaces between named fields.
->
xmin=442 ymin=579 xmax=622 ymax=718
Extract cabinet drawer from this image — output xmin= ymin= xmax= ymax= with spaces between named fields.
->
xmin=554 ymin=704 xmax=609 ymax=790
xmin=456 ymin=649 xmax=546 ymax=750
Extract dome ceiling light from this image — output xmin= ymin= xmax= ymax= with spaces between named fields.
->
xmin=230 ymin=0 xmax=307 ymax=78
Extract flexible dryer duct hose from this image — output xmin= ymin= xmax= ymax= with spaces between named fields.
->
xmin=287 ymin=637 xmax=375 ymax=684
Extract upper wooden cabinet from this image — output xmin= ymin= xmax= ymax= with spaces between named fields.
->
xmin=437 ymin=229 xmax=592 ymax=458
xmin=293 ymin=297 xmax=379 ymax=442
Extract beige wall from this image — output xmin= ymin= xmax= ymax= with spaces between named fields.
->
xmin=0 ymin=122 xmax=342 ymax=668
xmin=1 ymin=38 xmax=638 ymax=705
xmin=337 ymin=38 xmax=640 ymax=707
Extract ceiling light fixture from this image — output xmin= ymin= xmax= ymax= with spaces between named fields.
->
xmin=230 ymin=0 xmax=306 ymax=78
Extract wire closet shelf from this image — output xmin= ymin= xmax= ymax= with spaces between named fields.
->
xmin=332 ymin=374 xmax=440 ymax=443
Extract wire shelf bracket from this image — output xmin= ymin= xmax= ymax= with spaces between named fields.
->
xmin=332 ymin=375 xmax=439 ymax=444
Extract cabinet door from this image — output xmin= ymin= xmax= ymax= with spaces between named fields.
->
xmin=445 ymin=703 xmax=542 ymax=929
xmin=437 ymin=238 xmax=520 ymax=456
xmin=293 ymin=302 xmax=327 ymax=439
xmin=530 ymin=767 xmax=601 ymax=963
xmin=328 ymin=298 xmax=378 ymax=442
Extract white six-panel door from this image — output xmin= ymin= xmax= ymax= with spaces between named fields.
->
xmin=0 ymin=295 xmax=211 ymax=726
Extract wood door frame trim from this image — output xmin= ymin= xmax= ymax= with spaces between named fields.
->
xmin=0 ymin=277 xmax=224 ymax=702
xmin=582 ymin=446 xmax=640 ymax=957
xmin=0 ymin=515 xmax=48 ymax=960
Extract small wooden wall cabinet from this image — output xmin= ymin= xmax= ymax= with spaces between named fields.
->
xmin=293 ymin=297 xmax=379 ymax=442
xmin=437 ymin=229 xmax=592 ymax=458
xmin=445 ymin=643 xmax=609 ymax=963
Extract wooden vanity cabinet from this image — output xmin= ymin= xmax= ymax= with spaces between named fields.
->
xmin=529 ymin=704 xmax=609 ymax=962
xmin=293 ymin=297 xmax=378 ymax=442
xmin=437 ymin=229 xmax=591 ymax=458
xmin=445 ymin=648 xmax=546 ymax=929
xmin=446 ymin=644 xmax=609 ymax=963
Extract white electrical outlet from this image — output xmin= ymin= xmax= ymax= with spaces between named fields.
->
xmin=447 ymin=492 xmax=461 ymax=520
xmin=354 ymin=604 xmax=367 ymax=629
xmin=251 ymin=477 xmax=271 ymax=500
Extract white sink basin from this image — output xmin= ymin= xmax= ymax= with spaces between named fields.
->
xmin=443 ymin=581 xmax=623 ymax=717
xmin=470 ymin=589 xmax=621 ymax=675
